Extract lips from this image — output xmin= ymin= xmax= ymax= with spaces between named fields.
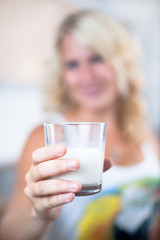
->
xmin=82 ymin=86 xmax=103 ymax=97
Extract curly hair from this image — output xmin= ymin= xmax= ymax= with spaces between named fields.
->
xmin=43 ymin=10 xmax=149 ymax=143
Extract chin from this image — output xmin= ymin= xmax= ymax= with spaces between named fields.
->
xmin=84 ymin=92 xmax=117 ymax=111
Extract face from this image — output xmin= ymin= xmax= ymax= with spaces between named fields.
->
xmin=60 ymin=34 xmax=119 ymax=112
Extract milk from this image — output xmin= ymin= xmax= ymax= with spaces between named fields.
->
xmin=59 ymin=147 xmax=104 ymax=185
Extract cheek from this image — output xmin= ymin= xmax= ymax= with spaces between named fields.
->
xmin=94 ymin=64 xmax=115 ymax=82
xmin=62 ymin=71 xmax=78 ymax=90
xmin=95 ymin=64 xmax=119 ymax=96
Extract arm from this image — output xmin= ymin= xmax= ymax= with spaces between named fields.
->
xmin=0 ymin=125 xmax=112 ymax=240
xmin=0 ymin=126 xmax=50 ymax=240
xmin=0 ymin=125 xmax=81 ymax=240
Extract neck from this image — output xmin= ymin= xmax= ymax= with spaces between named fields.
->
xmin=65 ymin=107 xmax=120 ymax=136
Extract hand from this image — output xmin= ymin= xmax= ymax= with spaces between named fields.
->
xmin=24 ymin=144 xmax=82 ymax=222
xmin=103 ymin=158 xmax=113 ymax=172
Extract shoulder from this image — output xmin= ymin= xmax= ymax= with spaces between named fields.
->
xmin=25 ymin=124 xmax=45 ymax=149
xmin=29 ymin=124 xmax=44 ymax=142
xmin=18 ymin=124 xmax=45 ymax=171
xmin=8 ymin=125 xmax=46 ymax=204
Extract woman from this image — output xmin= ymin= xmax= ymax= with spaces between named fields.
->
xmin=0 ymin=10 xmax=159 ymax=240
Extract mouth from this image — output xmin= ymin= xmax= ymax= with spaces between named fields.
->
xmin=82 ymin=85 xmax=103 ymax=97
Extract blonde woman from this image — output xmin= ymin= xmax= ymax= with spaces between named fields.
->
xmin=0 ymin=10 xmax=159 ymax=240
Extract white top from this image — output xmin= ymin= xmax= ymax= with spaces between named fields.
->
xmin=45 ymin=112 xmax=160 ymax=240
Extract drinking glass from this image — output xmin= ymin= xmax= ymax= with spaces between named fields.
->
xmin=44 ymin=122 xmax=107 ymax=196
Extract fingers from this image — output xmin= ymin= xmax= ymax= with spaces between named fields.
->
xmin=33 ymin=193 xmax=76 ymax=210
xmin=24 ymin=144 xmax=82 ymax=221
xmin=32 ymin=144 xmax=67 ymax=165
xmin=103 ymin=158 xmax=113 ymax=172
xmin=26 ymin=179 xmax=82 ymax=197
xmin=24 ymin=179 xmax=82 ymax=213
xmin=30 ymin=158 xmax=80 ymax=182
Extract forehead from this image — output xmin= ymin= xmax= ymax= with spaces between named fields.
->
xmin=59 ymin=34 xmax=94 ymax=60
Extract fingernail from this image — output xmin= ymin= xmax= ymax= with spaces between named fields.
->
xmin=69 ymin=182 xmax=79 ymax=190
xmin=64 ymin=193 xmax=72 ymax=202
xmin=68 ymin=160 xmax=77 ymax=170
xmin=56 ymin=146 xmax=64 ymax=155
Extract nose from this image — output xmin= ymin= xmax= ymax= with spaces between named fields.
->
xmin=79 ymin=63 xmax=94 ymax=84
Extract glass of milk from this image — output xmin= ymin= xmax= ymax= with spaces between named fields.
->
xmin=44 ymin=122 xmax=107 ymax=196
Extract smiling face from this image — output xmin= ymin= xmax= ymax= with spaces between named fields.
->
xmin=59 ymin=34 xmax=119 ymax=113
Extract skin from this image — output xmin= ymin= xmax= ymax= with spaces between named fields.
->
xmin=60 ymin=34 xmax=119 ymax=114
xmin=0 ymin=34 xmax=159 ymax=240
xmin=60 ymin=35 xmax=145 ymax=166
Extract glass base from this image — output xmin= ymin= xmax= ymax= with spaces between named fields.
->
xmin=75 ymin=183 xmax=102 ymax=196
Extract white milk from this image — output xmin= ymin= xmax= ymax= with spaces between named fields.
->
xmin=59 ymin=148 xmax=104 ymax=185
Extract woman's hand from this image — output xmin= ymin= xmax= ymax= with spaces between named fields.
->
xmin=103 ymin=158 xmax=113 ymax=172
xmin=24 ymin=144 xmax=82 ymax=222
xmin=24 ymin=144 xmax=112 ymax=222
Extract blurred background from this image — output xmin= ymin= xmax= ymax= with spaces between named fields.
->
xmin=0 ymin=0 xmax=160 ymax=218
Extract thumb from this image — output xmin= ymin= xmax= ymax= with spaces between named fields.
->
xmin=103 ymin=158 xmax=113 ymax=172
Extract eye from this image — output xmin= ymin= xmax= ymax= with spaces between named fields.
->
xmin=65 ymin=61 xmax=79 ymax=69
xmin=90 ymin=54 xmax=103 ymax=64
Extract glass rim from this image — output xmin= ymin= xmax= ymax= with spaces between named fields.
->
xmin=44 ymin=121 xmax=107 ymax=126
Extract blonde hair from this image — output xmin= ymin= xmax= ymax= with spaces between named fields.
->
xmin=43 ymin=10 xmax=149 ymax=143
